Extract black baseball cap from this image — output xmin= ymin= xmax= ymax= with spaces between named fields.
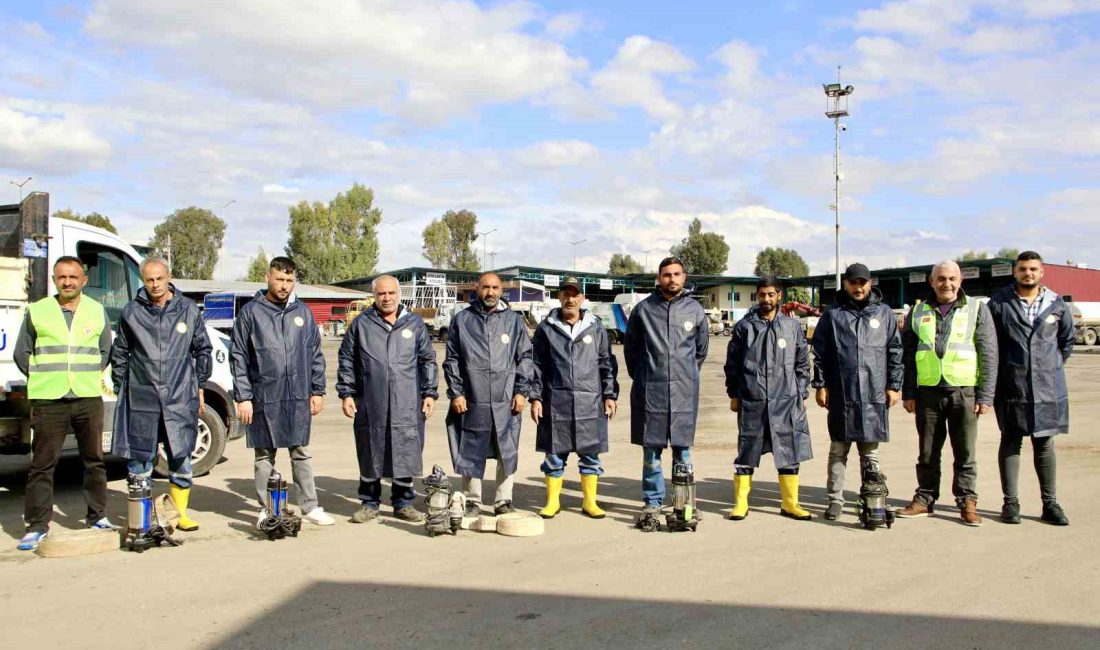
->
xmin=560 ymin=276 xmax=583 ymax=292
xmin=844 ymin=263 xmax=871 ymax=282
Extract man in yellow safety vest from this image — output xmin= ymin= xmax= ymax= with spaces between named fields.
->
xmin=897 ymin=260 xmax=998 ymax=526
xmin=13 ymin=256 xmax=113 ymax=551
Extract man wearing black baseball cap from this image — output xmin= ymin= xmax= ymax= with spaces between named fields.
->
xmin=811 ymin=263 xmax=903 ymax=521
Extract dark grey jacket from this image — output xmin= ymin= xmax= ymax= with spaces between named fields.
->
xmin=110 ymin=286 xmax=211 ymax=460
xmin=987 ymin=285 xmax=1074 ymax=438
xmin=530 ymin=309 xmax=618 ymax=455
xmin=337 ymin=305 xmax=438 ymax=479
xmin=902 ymin=290 xmax=997 ymax=404
xmin=443 ymin=300 xmax=533 ymax=478
xmin=725 ymin=309 xmax=812 ymax=468
xmin=624 ymin=291 xmax=708 ymax=448
xmin=811 ymin=288 xmax=903 ymax=442
xmin=231 ymin=292 xmax=325 ymax=449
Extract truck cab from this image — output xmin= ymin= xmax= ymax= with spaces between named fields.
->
xmin=0 ymin=193 xmax=239 ymax=477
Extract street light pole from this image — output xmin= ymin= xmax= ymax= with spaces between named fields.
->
xmin=218 ymin=200 xmax=236 ymax=280
xmin=567 ymin=238 xmax=586 ymax=272
xmin=641 ymin=248 xmax=658 ymax=273
xmin=823 ymin=67 xmax=853 ymax=292
xmin=476 ymin=228 xmax=497 ymax=271
xmin=9 ymin=177 xmax=32 ymax=201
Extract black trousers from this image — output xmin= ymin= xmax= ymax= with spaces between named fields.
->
xmin=914 ymin=387 xmax=978 ymax=505
xmin=24 ymin=397 xmax=107 ymax=533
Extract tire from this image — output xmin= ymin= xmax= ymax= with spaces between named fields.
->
xmin=154 ymin=408 xmax=228 ymax=478
xmin=1086 ymin=328 xmax=1098 ymax=346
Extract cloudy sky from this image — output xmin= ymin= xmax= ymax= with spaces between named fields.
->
xmin=1 ymin=0 xmax=1097 ymax=279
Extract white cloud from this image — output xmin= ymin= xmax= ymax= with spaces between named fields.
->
xmin=262 ymin=183 xmax=300 ymax=195
xmin=592 ymin=36 xmax=694 ymax=120
xmin=515 ymin=140 xmax=599 ymax=168
xmin=83 ymin=0 xmax=588 ymax=124
xmin=0 ymin=103 xmax=112 ymax=174
xmin=712 ymin=40 xmax=762 ymax=92
xmin=544 ymin=12 xmax=587 ymax=39
xmin=853 ymin=0 xmax=974 ymax=40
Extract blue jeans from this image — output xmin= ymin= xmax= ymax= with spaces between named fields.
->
xmin=127 ymin=455 xmax=193 ymax=489
xmin=541 ymin=452 xmax=603 ymax=478
xmin=642 ymin=446 xmax=691 ymax=507
xmin=359 ymin=477 xmax=415 ymax=510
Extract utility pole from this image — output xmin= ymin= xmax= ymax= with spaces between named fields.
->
xmin=567 ymin=238 xmax=587 ymax=272
xmin=823 ymin=66 xmax=854 ymax=292
xmin=476 ymin=228 xmax=497 ymax=270
xmin=9 ymin=177 xmax=32 ymax=201
xmin=165 ymin=233 xmax=173 ymax=270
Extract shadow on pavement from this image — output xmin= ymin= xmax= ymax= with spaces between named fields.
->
xmin=206 ymin=580 xmax=1100 ymax=649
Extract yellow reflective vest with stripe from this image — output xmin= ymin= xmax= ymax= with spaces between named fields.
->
xmin=26 ymin=296 xmax=106 ymax=399
xmin=911 ymin=299 xmax=980 ymax=387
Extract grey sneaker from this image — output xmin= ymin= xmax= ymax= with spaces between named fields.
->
xmin=394 ymin=506 xmax=425 ymax=522
xmin=351 ymin=504 xmax=380 ymax=523
xmin=824 ymin=502 xmax=843 ymax=521
xmin=1001 ymin=500 xmax=1021 ymax=524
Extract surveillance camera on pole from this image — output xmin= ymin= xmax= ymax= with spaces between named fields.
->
xmin=823 ymin=68 xmax=854 ymax=293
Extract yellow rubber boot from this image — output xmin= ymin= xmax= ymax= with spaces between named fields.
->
xmin=539 ymin=476 xmax=563 ymax=519
xmin=169 ymin=484 xmax=200 ymax=531
xmin=580 ymin=475 xmax=606 ymax=519
xmin=728 ymin=474 xmax=751 ymax=520
xmin=778 ymin=474 xmax=812 ymax=521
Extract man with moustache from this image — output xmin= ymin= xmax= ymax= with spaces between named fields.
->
xmin=338 ymin=274 xmax=438 ymax=523
xmin=14 ymin=256 xmax=113 ymax=550
xmin=987 ymin=251 xmax=1073 ymax=526
xmin=724 ymin=276 xmax=813 ymax=521
xmin=898 ymin=260 xmax=997 ymax=526
xmin=530 ymin=277 xmax=618 ymax=519
xmin=110 ymin=256 xmax=211 ymax=531
xmin=232 ymin=256 xmax=335 ymax=528
xmin=444 ymin=272 xmax=533 ymax=516
xmin=624 ymin=257 xmax=708 ymax=525
xmin=811 ymin=263 xmax=903 ymax=521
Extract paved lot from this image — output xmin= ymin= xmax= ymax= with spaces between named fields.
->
xmin=2 ymin=339 xmax=1099 ymax=648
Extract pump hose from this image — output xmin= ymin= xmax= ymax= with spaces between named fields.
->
xmin=259 ymin=514 xmax=301 ymax=539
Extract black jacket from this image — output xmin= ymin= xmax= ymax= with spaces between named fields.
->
xmin=231 ymin=292 xmax=325 ymax=449
xmin=623 ymin=291 xmax=708 ymax=448
xmin=987 ymin=285 xmax=1074 ymax=437
xmin=530 ymin=309 xmax=618 ymax=455
xmin=811 ymin=287 xmax=903 ymax=442
xmin=110 ymin=286 xmax=212 ymax=460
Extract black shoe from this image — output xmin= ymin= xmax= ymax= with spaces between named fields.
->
xmin=1001 ymin=501 xmax=1021 ymax=524
xmin=824 ymin=503 xmax=842 ymax=521
xmin=1041 ymin=502 xmax=1069 ymax=526
xmin=494 ymin=500 xmax=515 ymax=515
xmin=464 ymin=501 xmax=482 ymax=518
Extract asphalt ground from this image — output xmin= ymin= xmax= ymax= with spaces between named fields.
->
xmin=1 ymin=339 xmax=1098 ymax=648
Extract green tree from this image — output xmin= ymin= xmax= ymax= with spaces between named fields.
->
xmin=669 ymin=218 xmax=729 ymax=275
xmin=957 ymin=250 xmax=989 ymax=261
xmin=149 ymin=207 xmax=226 ymax=279
xmin=754 ymin=247 xmax=811 ymax=303
xmin=422 ymin=219 xmax=450 ymax=268
xmin=53 ymin=208 xmax=118 ymax=234
xmin=243 ymin=247 xmax=269 ymax=282
xmin=996 ymin=247 xmax=1020 ymax=260
xmin=442 ymin=209 xmax=480 ymax=271
xmin=608 ymin=253 xmax=644 ymax=276
xmin=285 ymin=183 xmax=382 ymax=284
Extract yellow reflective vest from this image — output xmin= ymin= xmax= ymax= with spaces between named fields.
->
xmin=911 ymin=299 xmax=980 ymax=387
xmin=26 ymin=296 xmax=106 ymax=399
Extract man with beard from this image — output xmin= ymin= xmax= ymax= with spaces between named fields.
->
xmin=811 ymin=263 xmax=903 ymax=521
xmin=338 ymin=275 xmax=437 ymax=523
xmin=624 ymin=257 xmax=708 ymax=525
xmin=14 ymin=257 xmax=113 ymax=550
xmin=111 ymin=256 xmax=211 ymax=531
xmin=724 ymin=276 xmax=813 ymax=521
xmin=898 ymin=260 xmax=997 ymax=526
xmin=444 ymin=272 xmax=533 ymax=516
xmin=530 ymin=278 xmax=618 ymax=519
xmin=233 ymin=257 xmax=334 ymax=528
xmin=987 ymin=251 xmax=1073 ymax=526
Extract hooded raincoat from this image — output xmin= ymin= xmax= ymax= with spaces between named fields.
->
xmin=530 ymin=309 xmax=619 ymax=455
xmin=811 ymin=287 xmax=903 ymax=442
xmin=110 ymin=285 xmax=212 ymax=460
xmin=624 ymin=291 xmax=708 ymax=448
xmin=443 ymin=299 xmax=533 ymax=478
xmin=231 ymin=292 xmax=325 ymax=449
xmin=987 ymin=285 xmax=1074 ymax=438
xmin=336 ymin=305 xmax=438 ymax=479
xmin=724 ymin=309 xmax=812 ymax=468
